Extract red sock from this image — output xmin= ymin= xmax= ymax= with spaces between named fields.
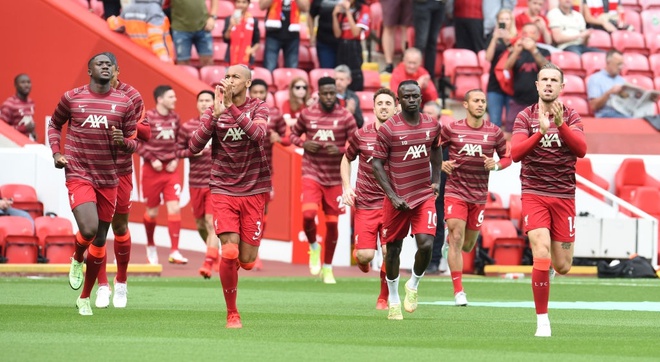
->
xmin=114 ymin=231 xmax=131 ymax=283
xmin=219 ymin=244 xmax=239 ymax=313
xmin=379 ymin=266 xmax=388 ymax=300
xmin=97 ymin=259 xmax=108 ymax=286
xmin=204 ymin=246 xmax=219 ymax=267
xmin=532 ymin=258 xmax=551 ymax=314
xmin=144 ymin=213 xmax=156 ymax=247
xmin=73 ymin=232 xmax=93 ymax=263
xmin=323 ymin=221 xmax=338 ymax=265
xmin=81 ymin=245 xmax=105 ymax=299
xmin=451 ymin=271 xmax=463 ymax=294
xmin=168 ymin=215 xmax=181 ymax=252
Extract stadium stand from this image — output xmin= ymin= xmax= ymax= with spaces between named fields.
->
xmin=612 ymin=31 xmax=648 ymax=55
xmin=0 ymin=184 xmax=43 ymax=220
xmin=576 ymin=158 xmax=611 ymax=201
xmin=272 ymin=68 xmax=309 ymax=91
xmin=614 ymin=158 xmax=660 ymax=206
xmin=0 ymin=216 xmax=38 ymax=264
xmin=34 ymin=216 xmax=76 ymax=264
xmin=309 ymin=69 xmax=335 ymax=91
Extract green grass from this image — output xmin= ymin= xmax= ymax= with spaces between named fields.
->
xmin=1 ymin=276 xmax=659 ymax=362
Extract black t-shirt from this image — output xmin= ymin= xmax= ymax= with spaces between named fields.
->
xmin=512 ymin=48 xmax=550 ymax=105
xmin=485 ymin=34 xmax=510 ymax=93
xmin=310 ymin=0 xmax=340 ymax=46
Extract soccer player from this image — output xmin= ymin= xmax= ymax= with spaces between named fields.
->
xmin=48 ymin=53 xmax=138 ymax=316
xmin=0 ymin=74 xmax=36 ymax=140
xmin=289 ymin=77 xmax=358 ymax=284
xmin=140 ymin=85 xmax=187 ymax=265
xmin=95 ymin=53 xmax=152 ymax=309
xmin=511 ymin=63 xmax=586 ymax=337
xmin=188 ymin=64 xmax=270 ymax=329
xmin=371 ymin=80 xmax=442 ymax=320
xmin=175 ymin=90 xmax=218 ymax=278
xmin=440 ymin=89 xmax=511 ymax=307
xmin=340 ymin=88 xmax=397 ymax=310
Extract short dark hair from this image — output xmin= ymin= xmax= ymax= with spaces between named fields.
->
xmin=197 ymin=90 xmax=214 ymax=100
xmin=87 ymin=52 xmax=117 ymax=68
xmin=606 ymin=49 xmax=622 ymax=61
xmin=100 ymin=52 xmax=118 ymax=68
xmin=153 ymin=85 xmax=173 ymax=102
xmin=397 ymin=80 xmax=420 ymax=93
xmin=13 ymin=73 xmax=29 ymax=85
xmin=250 ymin=79 xmax=268 ymax=90
xmin=538 ymin=62 xmax=564 ymax=83
xmin=318 ymin=76 xmax=336 ymax=88
xmin=374 ymin=88 xmax=396 ymax=103
xmin=464 ymin=89 xmax=485 ymax=102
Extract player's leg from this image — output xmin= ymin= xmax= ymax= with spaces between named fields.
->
xmin=549 ymin=197 xmax=577 ymax=276
xmin=142 ymin=166 xmax=163 ymax=264
xmin=381 ymin=198 xmax=409 ymax=320
xmin=319 ymin=185 xmax=342 ymax=283
xmin=66 ymin=181 xmax=98 ymax=291
xmin=191 ymin=188 xmax=216 ymax=278
xmin=301 ymin=178 xmax=323 ymax=275
xmin=164 ymin=175 xmax=184 ymax=263
xmin=403 ymin=198 xmax=437 ymax=313
xmin=377 ymin=242 xmax=388 ymax=310
xmin=236 ymin=193 xmax=267 ymax=270
xmin=111 ymin=212 xmax=131 ymax=308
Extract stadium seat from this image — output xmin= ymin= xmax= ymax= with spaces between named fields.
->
xmin=562 ymin=74 xmax=587 ymax=98
xmin=212 ymin=41 xmax=228 ymax=65
xmin=247 ymin=1 xmax=267 ymax=19
xmin=508 ymin=194 xmax=522 ymax=230
xmin=298 ymin=45 xmax=315 ymax=72
xmin=0 ymin=216 xmax=38 ymax=263
xmin=199 ymin=65 xmax=227 ymax=86
xmin=440 ymin=26 xmax=456 ymax=50
xmin=217 ymin=0 xmax=235 ymax=18
xmin=576 ymin=158 xmax=610 ymax=201
xmin=648 ymin=54 xmax=660 ymax=77
xmin=362 ymin=70 xmax=382 ymax=92
xmin=274 ymin=90 xmax=289 ymax=112
xmin=485 ymin=192 xmax=508 ymax=220
xmin=581 ymin=52 xmax=607 ymax=76
xmin=265 ymin=92 xmax=275 ymax=108
xmin=308 ymin=46 xmax=320 ymax=69
xmin=477 ymin=49 xmax=490 ymax=73
xmin=645 ymin=32 xmax=660 ymax=54
xmin=641 ymin=9 xmax=660 ymax=35
xmin=480 ymin=219 xmax=523 ymax=265
xmin=641 ymin=0 xmax=660 ymax=10
xmin=309 ymin=69 xmax=335 ymax=91
xmin=560 ymin=96 xmax=591 ymax=116
xmin=587 ymin=29 xmax=612 ymax=51
xmin=356 ymin=91 xmax=375 ymax=111
xmin=492 ymin=238 xmax=526 ymax=265
xmin=251 ymin=66 xmax=274 ymax=91
xmin=481 ymin=73 xmax=489 ymax=93
xmin=655 ymin=76 xmax=660 ymax=89
xmin=612 ymin=31 xmax=648 ymax=55
xmin=614 ymin=158 xmax=660 ymax=205
xmin=629 ymin=186 xmax=660 ymax=260
xmin=362 ymin=111 xmax=376 ymax=126
xmin=177 ymin=65 xmax=200 ymax=79
xmin=623 ymin=74 xmax=655 ymax=89
xmin=624 ymin=8 xmax=642 ymax=31
xmin=621 ymin=52 xmax=653 ymax=77
xmin=34 ymin=216 xmax=76 ymax=263
xmin=258 ymin=19 xmax=266 ymax=40
xmin=211 ymin=19 xmax=225 ymax=39
xmin=272 ymin=68 xmax=309 ymax=91
xmin=443 ymin=49 xmax=482 ymax=99
xmin=551 ymin=51 xmax=584 ymax=77
xmin=0 ymin=184 xmax=43 ymax=220
xmin=621 ymin=0 xmax=642 ymax=12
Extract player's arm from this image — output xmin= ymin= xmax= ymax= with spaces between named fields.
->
xmin=289 ymin=113 xmax=306 ymax=147
xmin=554 ymin=106 xmax=587 ymax=158
xmin=48 ymin=94 xmax=72 ymax=168
xmin=230 ymin=103 xmax=268 ymax=141
xmin=511 ymin=111 xmax=543 ymax=162
xmin=274 ymin=114 xmax=291 ymax=146
xmin=175 ymin=123 xmax=194 ymax=158
xmin=190 ymin=108 xmax=215 ymax=154
xmin=136 ymin=112 xmax=151 ymax=141
xmin=339 ymin=113 xmax=358 ymax=154
xmin=491 ymin=129 xmax=512 ymax=171
xmin=371 ymin=127 xmax=398 ymax=201
xmin=430 ymin=134 xmax=443 ymax=195
xmin=341 ymin=131 xmax=360 ymax=206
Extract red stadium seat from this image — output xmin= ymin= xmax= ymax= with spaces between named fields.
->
xmin=480 ymin=219 xmax=523 ymax=265
xmin=477 ymin=49 xmax=490 ymax=73
xmin=629 ymin=186 xmax=660 ymax=261
xmin=309 ymin=69 xmax=335 ymax=91
xmin=648 ymin=54 xmax=660 ymax=78
xmin=217 ymin=0 xmax=235 ymax=18
xmin=624 ymin=8 xmax=642 ymax=31
xmin=581 ymin=52 xmax=607 ymax=75
xmin=0 ymin=216 xmax=38 ymax=263
xmin=443 ymin=49 xmax=482 ymax=99
xmin=308 ymin=46 xmax=320 ymax=69
xmin=251 ymin=66 xmax=274 ymax=91
xmin=615 ymin=158 xmax=660 ymax=205
xmin=560 ymin=96 xmax=591 ymax=116
xmin=622 ymin=52 xmax=653 ymax=77
xmin=562 ymin=74 xmax=587 ymax=98
xmin=551 ymin=51 xmax=584 ymax=77
xmin=611 ymin=31 xmax=648 ymax=55
xmin=362 ymin=70 xmax=382 ymax=92
xmin=265 ymin=92 xmax=276 ymax=108
xmin=177 ymin=65 xmax=200 ymax=79
xmin=485 ymin=192 xmax=508 ymax=220
xmin=621 ymin=0 xmax=642 ymax=12
xmin=248 ymin=2 xmax=267 ymax=19
xmin=211 ymin=18 xmax=226 ymax=39
xmin=492 ymin=238 xmax=526 ymax=265
xmin=641 ymin=0 xmax=660 ymax=10
xmin=212 ymin=41 xmax=228 ymax=65
xmin=356 ymin=91 xmax=375 ymax=111
xmin=655 ymin=76 xmax=660 ymax=89
xmin=509 ymin=194 xmax=522 ymax=230
xmin=453 ymin=75 xmax=482 ymax=100
xmin=298 ymin=45 xmax=315 ymax=72
xmin=440 ymin=26 xmax=456 ymax=50
xmin=481 ymin=73 xmax=489 ymax=93
xmin=623 ymin=74 xmax=655 ymax=89
xmin=272 ymin=68 xmax=309 ymax=91
xmin=199 ymin=65 xmax=227 ymax=86
xmin=641 ymin=9 xmax=660 ymax=35
xmin=34 ymin=216 xmax=76 ymax=263
xmin=587 ymin=29 xmax=612 ymax=51
xmin=274 ymin=90 xmax=289 ymax=112
xmin=0 ymin=184 xmax=43 ymax=220
xmin=645 ymin=32 xmax=660 ymax=54
xmin=576 ymin=158 xmax=610 ymax=201
xmin=362 ymin=111 xmax=376 ymax=126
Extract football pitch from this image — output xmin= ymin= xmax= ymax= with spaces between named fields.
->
xmin=1 ymin=276 xmax=659 ymax=362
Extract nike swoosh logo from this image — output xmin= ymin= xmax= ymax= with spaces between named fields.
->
xmin=569 ymin=232 xmax=575 ymax=237
xmin=94 ymin=260 xmax=104 ymax=265
xmin=399 ymin=135 xmax=408 ymax=139
xmin=118 ymin=251 xmax=130 ymax=256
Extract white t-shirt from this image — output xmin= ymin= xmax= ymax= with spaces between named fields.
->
xmin=547 ymin=8 xmax=587 ymax=49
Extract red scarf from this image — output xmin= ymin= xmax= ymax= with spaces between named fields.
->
xmin=229 ymin=14 xmax=255 ymax=65
xmin=266 ymin=0 xmax=300 ymax=32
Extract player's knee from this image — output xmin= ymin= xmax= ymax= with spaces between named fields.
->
xmin=417 ymin=237 xmax=434 ymax=252
xmin=195 ymin=218 xmax=206 ymax=230
xmin=302 ymin=210 xmax=317 ymax=221
xmin=112 ymin=222 xmax=128 ymax=236
xmin=221 ymin=243 xmax=239 ymax=259
xmin=555 ymin=262 xmax=572 ymax=275
xmin=356 ymin=249 xmax=374 ymax=263
xmin=79 ymin=226 xmax=98 ymax=241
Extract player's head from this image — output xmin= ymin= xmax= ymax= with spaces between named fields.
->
xmin=197 ymin=90 xmax=214 ymax=115
xmin=422 ymin=101 xmax=442 ymax=121
xmin=605 ymin=49 xmax=624 ymax=77
xmin=249 ymin=79 xmax=269 ymax=101
xmin=536 ymin=63 xmax=564 ymax=103
xmin=397 ymin=80 xmax=422 ymax=113
xmin=373 ymin=88 xmax=396 ymax=123
xmin=100 ymin=52 xmax=120 ymax=87
xmin=154 ymin=85 xmax=176 ymax=111
xmin=225 ymin=64 xmax=252 ymax=95
xmin=463 ymin=89 xmax=487 ymax=120
xmin=13 ymin=74 xmax=31 ymax=97
xmin=318 ymin=77 xmax=337 ymax=112
xmin=334 ymin=65 xmax=352 ymax=94
xmin=87 ymin=53 xmax=116 ymax=84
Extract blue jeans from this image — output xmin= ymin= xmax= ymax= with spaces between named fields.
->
xmin=316 ymin=40 xmax=338 ymax=69
xmin=596 ymin=107 xmax=630 ymax=118
xmin=487 ymin=91 xmax=510 ymax=128
xmin=0 ymin=207 xmax=34 ymax=227
xmin=264 ymin=36 xmax=300 ymax=71
xmin=172 ymin=29 xmax=213 ymax=61
xmin=564 ymin=44 xmax=605 ymax=56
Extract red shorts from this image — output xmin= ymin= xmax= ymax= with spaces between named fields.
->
xmin=212 ymin=193 xmax=267 ymax=246
xmin=444 ymin=197 xmax=486 ymax=231
xmin=301 ymin=178 xmax=344 ymax=216
xmin=189 ymin=187 xmax=213 ymax=219
xmin=354 ymin=208 xmax=384 ymax=250
xmin=66 ymin=179 xmax=117 ymax=223
xmin=381 ymin=197 xmax=437 ymax=244
xmin=141 ymin=164 xmax=181 ymax=208
xmin=115 ymin=173 xmax=133 ymax=215
xmin=522 ymin=194 xmax=576 ymax=242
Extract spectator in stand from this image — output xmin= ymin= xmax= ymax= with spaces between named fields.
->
xmin=587 ymin=49 xmax=630 ymax=118
xmin=332 ymin=0 xmax=369 ymax=92
xmin=485 ymin=9 xmax=516 ymax=128
xmin=260 ymin=0 xmax=311 ymax=71
xmin=309 ymin=0 xmax=340 ymax=69
xmin=446 ymin=0 xmax=486 ymax=53
xmin=0 ymin=74 xmax=36 ymax=140
xmin=169 ymin=0 xmax=218 ymax=67
xmin=483 ymin=0 xmax=517 ymax=41
xmin=413 ymin=0 xmax=444 ymax=81
xmin=334 ymin=65 xmax=364 ymax=128
xmin=380 ymin=0 xmax=413 ymax=73
xmin=101 ymin=0 xmax=121 ymax=19
xmin=390 ymin=48 xmax=440 ymax=106
xmin=106 ymin=0 xmax=175 ymax=64
xmin=281 ymin=77 xmax=311 ymax=120
xmin=515 ymin=0 xmax=552 ymax=44
xmin=0 ymin=198 xmax=34 ymax=226
xmin=504 ymin=23 xmax=550 ymax=139
xmin=223 ymin=0 xmax=260 ymax=66
xmin=547 ymin=0 xmax=604 ymax=55
xmin=581 ymin=0 xmax=632 ymax=33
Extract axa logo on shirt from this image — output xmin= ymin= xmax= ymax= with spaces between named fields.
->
xmin=403 ymin=144 xmax=428 ymax=160
xmin=155 ymin=128 xmax=175 ymax=140
xmin=80 ymin=114 xmax=109 ymax=129
xmin=312 ymin=129 xmax=335 ymax=142
xmin=458 ymin=143 xmax=483 ymax=157
xmin=222 ymin=127 xmax=245 ymax=141
xmin=539 ymin=133 xmax=562 ymax=148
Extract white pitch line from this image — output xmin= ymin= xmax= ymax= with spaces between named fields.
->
xmin=419 ymin=300 xmax=660 ymax=312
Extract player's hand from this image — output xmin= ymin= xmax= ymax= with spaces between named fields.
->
xmin=53 ymin=152 xmax=68 ymax=169
xmin=551 ymin=100 xmax=564 ymax=127
xmin=111 ymin=126 xmax=125 ymax=147
xmin=303 ymin=141 xmax=322 ymax=153
xmin=269 ymin=130 xmax=282 ymax=144
xmin=431 ymin=183 xmax=440 ymax=196
xmin=193 ymin=151 xmax=204 ymax=157
xmin=538 ymin=100 xmax=550 ymax=135
xmin=325 ymin=144 xmax=340 ymax=155
xmin=441 ymin=159 xmax=457 ymax=174
xmin=482 ymin=154 xmax=497 ymax=171
xmin=342 ymin=187 xmax=356 ymax=207
xmin=389 ymin=195 xmax=410 ymax=211
xmin=151 ymin=159 xmax=163 ymax=172
xmin=213 ymin=85 xmax=226 ymax=118
xmin=165 ymin=159 xmax=178 ymax=173
xmin=222 ymin=80 xmax=234 ymax=109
